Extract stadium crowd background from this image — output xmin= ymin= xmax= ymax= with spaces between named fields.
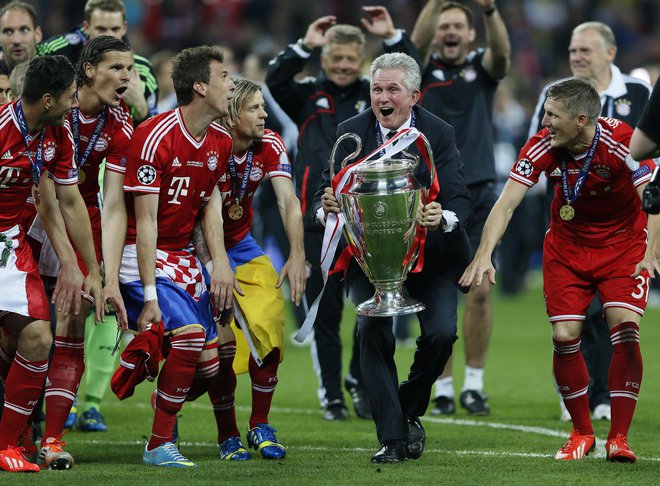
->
xmin=27 ymin=0 xmax=660 ymax=294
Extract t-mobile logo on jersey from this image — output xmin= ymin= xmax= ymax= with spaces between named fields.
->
xmin=0 ymin=166 xmax=21 ymax=188
xmin=168 ymin=176 xmax=190 ymax=205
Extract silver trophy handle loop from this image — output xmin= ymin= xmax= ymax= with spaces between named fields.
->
xmin=406 ymin=133 xmax=434 ymax=189
xmin=329 ymin=132 xmax=362 ymax=182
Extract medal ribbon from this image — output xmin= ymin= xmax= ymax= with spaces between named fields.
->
xmin=561 ymin=123 xmax=600 ymax=206
xmin=70 ymin=107 xmax=106 ymax=167
xmin=15 ymin=101 xmax=45 ymax=186
xmin=228 ymin=144 xmax=254 ymax=205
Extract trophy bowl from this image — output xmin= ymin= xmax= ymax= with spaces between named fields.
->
xmin=341 ymin=157 xmax=426 ymax=316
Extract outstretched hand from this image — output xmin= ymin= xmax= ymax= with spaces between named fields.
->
xmin=303 ymin=15 xmax=337 ymax=49
xmin=360 ymin=6 xmax=396 ymax=38
xmin=459 ymin=255 xmax=496 ymax=288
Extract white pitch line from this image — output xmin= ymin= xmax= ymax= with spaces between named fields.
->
xmin=87 ymin=402 xmax=660 ymax=462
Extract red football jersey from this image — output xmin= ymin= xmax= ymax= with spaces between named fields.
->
xmin=510 ymin=117 xmax=654 ymax=246
xmin=73 ymin=101 xmax=133 ymax=206
xmin=217 ymin=129 xmax=292 ymax=248
xmin=123 ymin=108 xmax=232 ymax=251
xmin=0 ymin=101 xmax=76 ymax=231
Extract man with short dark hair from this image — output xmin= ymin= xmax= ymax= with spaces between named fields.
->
xmin=0 ymin=54 xmax=101 ymax=473
xmin=411 ymin=0 xmax=511 ymax=417
xmin=119 ymin=45 xmax=235 ymax=468
xmin=464 ymin=77 xmax=658 ymax=463
xmin=31 ymin=35 xmax=134 ymax=470
xmin=0 ymin=1 xmax=42 ymax=70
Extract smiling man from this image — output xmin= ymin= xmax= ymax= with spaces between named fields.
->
xmin=529 ymin=21 xmax=651 ymax=424
xmin=315 ymin=52 xmax=472 ymax=464
xmin=266 ymin=6 xmax=420 ymax=423
xmin=410 ymin=0 xmax=511 ymax=418
xmin=463 ymin=77 xmax=659 ymax=463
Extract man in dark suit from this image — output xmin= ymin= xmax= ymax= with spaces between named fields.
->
xmin=315 ymin=52 xmax=472 ymax=464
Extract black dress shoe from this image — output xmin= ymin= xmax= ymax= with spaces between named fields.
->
xmin=371 ymin=441 xmax=406 ymax=464
xmin=406 ymin=416 xmax=426 ymax=459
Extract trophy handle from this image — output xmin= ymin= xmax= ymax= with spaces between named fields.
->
xmin=329 ymin=132 xmax=362 ymax=182
xmin=400 ymin=132 xmax=435 ymax=191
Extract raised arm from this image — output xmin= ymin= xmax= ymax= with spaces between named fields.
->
xmin=477 ymin=0 xmax=511 ymax=79
xmin=265 ymin=16 xmax=336 ymax=122
xmin=411 ymin=0 xmax=443 ymax=63
xmin=271 ymin=176 xmax=306 ymax=305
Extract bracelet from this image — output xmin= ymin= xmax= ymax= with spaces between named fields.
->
xmin=143 ymin=284 xmax=158 ymax=302
xmin=483 ymin=4 xmax=496 ymax=16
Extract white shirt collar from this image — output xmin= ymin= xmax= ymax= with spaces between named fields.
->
xmin=379 ymin=113 xmax=413 ymax=141
xmin=601 ymin=64 xmax=627 ymax=99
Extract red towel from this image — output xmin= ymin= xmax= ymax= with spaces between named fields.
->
xmin=111 ymin=322 xmax=164 ymax=400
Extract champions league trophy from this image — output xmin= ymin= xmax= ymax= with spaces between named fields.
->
xmin=329 ymin=131 xmax=434 ymax=317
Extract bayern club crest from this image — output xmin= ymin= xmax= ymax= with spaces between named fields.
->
xmin=207 ymin=152 xmax=218 ymax=171
xmin=249 ymin=166 xmax=263 ymax=181
xmin=615 ymin=100 xmax=631 ymax=117
xmin=462 ymin=66 xmax=477 ymax=83
xmin=43 ymin=143 xmax=56 ymax=162
xmin=94 ymin=136 xmax=109 ymax=152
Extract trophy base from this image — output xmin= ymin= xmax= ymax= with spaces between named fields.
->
xmin=355 ymin=289 xmax=425 ymax=317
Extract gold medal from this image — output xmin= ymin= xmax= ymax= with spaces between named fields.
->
xmin=559 ymin=204 xmax=575 ymax=221
xmin=78 ymin=168 xmax=86 ymax=184
xmin=228 ymin=203 xmax=243 ymax=220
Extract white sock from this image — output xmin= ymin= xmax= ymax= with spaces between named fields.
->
xmin=462 ymin=366 xmax=484 ymax=392
xmin=433 ymin=377 xmax=454 ymax=399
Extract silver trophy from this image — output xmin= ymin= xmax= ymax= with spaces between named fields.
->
xmin=329 ymin=132 xmax=434 ymax=317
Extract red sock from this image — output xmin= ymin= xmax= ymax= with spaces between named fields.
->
xmin=553 ymin=337 xmax=593 ymax=435
xmin=0 ymin=353 xmax=48 ymax=449
xmin=186 ymin=342 xmax=219 ymax=401
xmin=148 ymin=330 xmax=205 ymax=450
xmin=608 ymin=322 xmax=642 ymax=440
xmin=208 ymin=341 xmax=239 ymax=444
xmin=43 ymin=336 xmax=85 ymax=441
xmin=0 ymin=344 xmax=12 ymax=384
xmin=249 ymin=349 xmax=280 ymax=429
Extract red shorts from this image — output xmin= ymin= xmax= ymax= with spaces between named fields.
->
xmin=543 ymin=229 xmax=650 ymax=322
xmin=0 ymin=225 xmax=49 ymax=322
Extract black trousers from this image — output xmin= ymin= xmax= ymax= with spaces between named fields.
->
xmin=350 ymin=265 xmax=458 ymax=443
xmin=305 ymin=227 xmax=361 ymax=405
